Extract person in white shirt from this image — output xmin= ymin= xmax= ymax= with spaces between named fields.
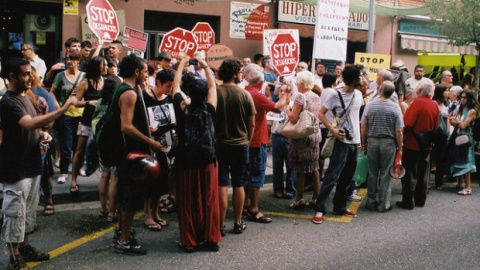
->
xmin=21 ymin=43 xmax=47 ymax=81
xmin=405 ymin=65 xmax=429 ymax=92
xmin=314 ymin=61 xmax=327 ymax=90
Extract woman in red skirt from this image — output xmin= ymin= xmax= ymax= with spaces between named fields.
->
xmin=172 ymin=56 xmax=221 ymax=252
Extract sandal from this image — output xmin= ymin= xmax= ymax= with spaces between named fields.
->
xmin=289 ymin=199 xmax=307 ymax=210
xmin=160 ymin=196 xmax=176 ymax=213
xmin=144 ymin=222 xmax=162 ymax=231
xmin=42 ymin=203 xmax=55 ymax=216
xmin=154 ymin=218 xmax=168 ymax=227
xmin=233 ymin=220 xmax=247 ymax=234
xmin=106 ymin=213 xmax=117 ymax=223
xmin=70 ymin=184 xmax=80 ymax=195
xmin=457 ymin=189 xmax=473 ymax=195
xmin=98 ymin=209 xmax=108 ymax=218
xmin=246 ymin=211 xmax=272 ymax=223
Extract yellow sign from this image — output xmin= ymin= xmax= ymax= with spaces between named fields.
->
xmin=36 ymin=32 xmax=46 ymax=45
xmin=63 ymin=0 xmax=79 ymax=15
xmin=354 ymin=52 xmax=391 ymax=81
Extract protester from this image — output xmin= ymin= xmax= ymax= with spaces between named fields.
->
xmin=313 ymin=64 xmax=364 ymax=224
xmin=216 ymin=58 xmax=256 ymax=235
xmin=106 ymin=58 xmax=119 ymax=78
xmin=107 ymin=40 xmax=122 ymax=66
xmin=400 ymin=87 xmax=416 ymax=114
xmin=361 ymin=81 xmax=404 ymax=212
xmin=318 ymin=72 xmax=337 ymax=181
xmin=447 ymin=91 xmax=478 ymax=195
xmin=461 ymin=73 xmax=474 ymax=91
xmin=431 ymin=85 xmax=449 ymax=190
xmin=0 ymin=57 xmax=75 ymax=270
xmin=44 ymin=37 xmax=81 ymax=86
xmin=50 ymin=52 xmax=85 ymax=185
xmin=405 ymin=65 xmax=429 ymax=93
xmin=21 ymin=43 xmax=46 ymax=81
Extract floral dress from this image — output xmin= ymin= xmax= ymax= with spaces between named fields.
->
xmin=289 ymin=91 xmax=322 ymax=173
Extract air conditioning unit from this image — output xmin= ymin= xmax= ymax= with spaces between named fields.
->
xmin=28 ymin=14 xmax=56 ymax=32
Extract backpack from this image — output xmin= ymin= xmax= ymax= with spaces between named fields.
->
xmin=94 ymin=84 xmax=132 ymax=167
xmin=389 ymin=69 xmax=411 ymax=96
xmin=472 ymin=117 xmax=480 ymax=141
xmin=181 ymin=105 xmax=216 ymax=167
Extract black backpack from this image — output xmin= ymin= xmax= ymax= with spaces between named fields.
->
xmin=181 ymin=105 xmax=216 ymax=167
xmin=94 ymin=84 xmax=132 ymax=167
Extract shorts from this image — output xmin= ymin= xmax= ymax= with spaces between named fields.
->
xmin=217 ymin=143 xmax=248 ymax=188
xmin=247 ymin=145 xmax=268 ymax=188
xmin=117 ymin=166 xmax=145 ymax=213
xmin=1 ymin=176 xmax=40 ymax=243
xmin=77 ymin=122 xmax=91 ymax=137
xmin=100 ymin=161 xmax=118 ymax=175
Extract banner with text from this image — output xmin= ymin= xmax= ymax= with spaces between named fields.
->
xmin=278 ymin=0 xmax=369 ymax=31
xmin=123 ymin=26 xmax=148 ymax=52
xmin=354 ymin=52 xmax=391 ymax=81
xmin=230 ymin=1 xmax=270 ymax=40
xmin=312 ymin=0 xmax=349 ymax=61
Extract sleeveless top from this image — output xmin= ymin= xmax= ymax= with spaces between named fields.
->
xmin=81 ymin=79 xmax=103 ymax=126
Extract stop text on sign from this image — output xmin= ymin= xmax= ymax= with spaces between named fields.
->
xmin=164 ymin=36 xmax=196 ymax=52
xmin=88 ymin=7 xmax=116 ymax=24
xmin=272 ymin=42 xmax=297 ymax=58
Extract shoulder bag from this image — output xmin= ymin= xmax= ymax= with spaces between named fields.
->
xmin=280 ymin=94 xmax=317 ymax=139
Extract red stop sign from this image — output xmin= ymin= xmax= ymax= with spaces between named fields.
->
xmin=159 ymin=27 xmax=198 ymax=58
xmin=192 ymin=22 xmax=214 ymax=51
xmin=271 ymin=33 xmax=299 ymax=75
xmin=86 ymin=0 xmax=119 ymax=42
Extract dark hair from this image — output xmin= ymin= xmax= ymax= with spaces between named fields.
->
xmin=81 ymin=41 xmax=92 ymax=49
xmin=86 ymin=56 xmax=105 ymax=81
xmin=254 ymin=53 xmax=264 ymax=64
xmin=147 ymin=65 xmax=155 ymax=76
xmin=461 ymin=73 xmax=474 ymax=89
xmin=107 ymin=58 xmax=117 ymax=68
xmin=5 ymin=57 xmax=30 ymax=78
xmin=101 ymin=76 xmax=122 ymax=105
xmin=156 ymin=69 xmax=174 ymax=85
xmin=432 ymin=85 xmax=448 ymax=106
xmin=342 ymin=64 xmax=363 ymax=86
xmin=182 ymin=73 xmax=208 ymax=107
xmin=414 ymin=65 xmax=424 ymax=71
xmin=316 ymin=61 xmax=326 ymax=69
xmin=218 ymin=58 xmax=242 ymax=82
xmin=458 ymin=90 xmax=479 ymax=116
xmin=111 ymin=40 xmax=123 ymax=49
xmin=65 ymin=37 xmax=80 ymax=48
xmin=68 ymin=51 xmax=81 ymax=61
xmin=119 ymin=54 xmax=146 ymax=79
xmin=322 ymin=72 xmax=337 ymax=88
xmin=261 ymin=57 xmax=271 ymax=68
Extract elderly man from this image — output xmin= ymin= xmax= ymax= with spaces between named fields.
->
xmin=440 ymin=70 xmax=454 ymax=87
xmin=314 ymin=61 xmax=327 ymax=89
xmin=244 ymin=65 xmax=288 ymax=224
xmin=21 ymin=43 xmax=46 ymax=81
xmin=361 ymin=81 xmax=404 ymax=212
xmin=397 ymin=79 xmax=439 ymax=210
xmin=370 ymin=69 xmax=398 ymax=103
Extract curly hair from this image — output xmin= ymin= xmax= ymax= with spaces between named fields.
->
xmin=218 ymin=57 xmax=242 ymax=82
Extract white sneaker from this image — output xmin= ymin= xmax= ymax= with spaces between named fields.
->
xmin=79 ymin=169 xmax=87 ymax=177
xmin=348 ymin=190 xmax=362 ymax=202
xmin=312 ymin=212 xmax=323 ymax=224
xmin=57 ymin=176 xmax=66 ymax=184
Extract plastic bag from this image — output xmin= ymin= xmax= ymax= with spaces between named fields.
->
xmin=353 ymin=152 xmax=368 ymax=184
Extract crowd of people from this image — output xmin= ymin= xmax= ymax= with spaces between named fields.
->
xmin=0 ymin=37 xmax=478 ymax=270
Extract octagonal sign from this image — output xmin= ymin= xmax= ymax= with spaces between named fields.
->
xmin=159 ymin=27 xmax=198 ymax=58
xmin=86 ymin=0 xmax=119 ymax=42
xmin=192 ymin=22 xmax=214 ymax=51
xmin=271 ymin=33 xmax=299 ymax=75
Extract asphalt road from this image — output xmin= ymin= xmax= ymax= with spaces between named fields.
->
xmin=3 ymin=177 xmax=479 ymax=270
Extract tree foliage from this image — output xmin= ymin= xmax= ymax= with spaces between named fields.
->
xmin=428 ymin=0 xmax=480 ymax=50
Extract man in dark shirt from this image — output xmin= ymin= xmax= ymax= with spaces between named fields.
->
xmin=0 ymin=58 xmax=74 ymax=270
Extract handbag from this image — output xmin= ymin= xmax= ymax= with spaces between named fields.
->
xmin=280 ymin=94 xmax=316 ymax=139
xmin=353 ymin=152 xmax=368 ymax=184
xmin=321 ymin=91 xmax=356 ymax=159
xmin=455 ymin=134 xmax=469 ymax=146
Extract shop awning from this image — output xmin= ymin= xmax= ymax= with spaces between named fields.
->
xmin=399 ymin=34 xmax=477 ymax=55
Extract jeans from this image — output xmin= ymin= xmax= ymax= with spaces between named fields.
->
xmin=366 ymin=137 xmax=397 ymax=211
xmin=248 ymin=145 xmax=268 ymax=188
xmin=55 ymin=115 xmax=80 ymax=174
xmin=401 ymin=148 xmax=430 ymax=207
xmin=272 ymin=134 xmax=296 ymax=196
xmin=314 ymin=141 xmax=359 ymax=213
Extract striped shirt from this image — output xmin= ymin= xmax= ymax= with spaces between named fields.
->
xmin=361 ymin=99 xmax=404 ymax=139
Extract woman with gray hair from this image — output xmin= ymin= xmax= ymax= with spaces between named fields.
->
xmin=448 ymin=86 xmax=463 ymax=117
xmin=286 ymin=71 xmax=322 ymax=209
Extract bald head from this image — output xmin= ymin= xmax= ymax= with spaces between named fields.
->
xmin=380 ymin=81 xmax=395 ymax=98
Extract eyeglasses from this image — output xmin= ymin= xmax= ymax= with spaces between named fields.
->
xmin=21 ymin=48 xmax=32 ymax=52
xmin=460 ymin=96 xmax=468 ymax=99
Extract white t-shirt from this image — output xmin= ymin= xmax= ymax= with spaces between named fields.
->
xmin=405 ymin=77 xmax=429 ymax=91
xmin=319 ymin=87 xmax=336 ymax=127
xmin=314 ymin=74 xmax=323 ymax=89
xmin=322 ymin=88 xmax=363 ymax=144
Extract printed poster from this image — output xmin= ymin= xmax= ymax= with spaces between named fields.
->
xmin=230 ymin=1 xmax=269 ymax=40
xmin=147 ymin=104 xmax=176 ymax=147
xmin=63 ymin=0 xmax=79 ymax=15
xmin=81 ymin=10 xmax=125 ymax=48
xmin=312 ymin=0 xmax=350 ymax=61
xmin=354 ymin=53 xmax=391 ymax=81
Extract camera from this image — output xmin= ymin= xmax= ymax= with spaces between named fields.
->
xmin=189 ymin=59 xmax=198 ymax=66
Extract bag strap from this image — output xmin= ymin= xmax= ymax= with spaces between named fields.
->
xmin=66 ymin=72 xmax=83 ymax=100
xmin=337 ymin=91 xmax=356 ymax=126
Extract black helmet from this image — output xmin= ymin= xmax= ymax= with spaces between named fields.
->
xmin=125 ymin=152 xmax=161 ymax=184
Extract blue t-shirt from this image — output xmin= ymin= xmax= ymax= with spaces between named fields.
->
xmin=33 ymin=86 xmax=55 ymax=113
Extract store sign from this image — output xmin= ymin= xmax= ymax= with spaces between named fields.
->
xmin=159 ymin=27 xmax=198 ymax=58
xmin=123 ymin=26 xmax=148 ymax=52
xmin=230 ymin=1 xmax=270 ymax=40
xmin=399 ymin=19 xmax=442 ymax=36
xmin=206 ymin=44 xmax=233 ymax=70
xmin=278 ymin=0 xmax=369 ymax=31
xmin=86 ymin=0 xmax=119 ymax=42
xmin=312 ymin=0 xmax=349 ymax=61
xmin=354 ymin=52 xmax=391 ymax=81
xmin=81 ymin=10 xmax=125 ymax=48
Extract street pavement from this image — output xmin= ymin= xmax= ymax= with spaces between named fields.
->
xmin=1 ymin=152 xmax=480 ymax=269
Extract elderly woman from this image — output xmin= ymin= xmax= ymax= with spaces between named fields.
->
xmin=448 ymin=86 xmax=463 ymax=117
xmin=447 ymin=91 xmax=479 ymax=195
xmin=286 ymin=71 xmax=322 ymax=209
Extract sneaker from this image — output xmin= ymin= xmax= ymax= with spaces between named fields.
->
xmin=79 ymin=169 xmax=87 ymax=177
xmin=312 ymin=212 xmax=323 ymax=224
xmin=8 ymin=255 xmax=29 ymax=270
xmin=333 ymin=209 xmax=357 ymax=218
xmin=112 ymin=229 xmax=136 ymax=243
xmin=348 ymin=190 xmax=362 ymax=202
xmin=57 ymin=176 xmax=66 ymax=184
xmin=114 ymin=238 xmax=147 ymax=256
xmin=19 ymin=245 xmax=50 ymax=262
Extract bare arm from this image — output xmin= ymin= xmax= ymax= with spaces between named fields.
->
xmin=73 ymin=79 xmax=88 ymax=107
xmin=317 ymin=106 xmax=345 ymax=140
xmin=18 ymin=96 xmax=76 ymax=130
xmin=271 ymin=91 xmax=288 ymax=113
xmin=119 ymin=90 xmax=162 ymax=152
xmin=452 ymin=108 xmax=476 ymax=130
xmin=172 ymin=57 xmax=190 ymax=103
xmin=285 ymin=102 xmax=302 ymax=123
xmin=90 ymin=40 xmax=103 ymax=58
xmin=199 ymin=58 xmax=217 ymax=110
xmin=396 ymin=127 xmax=403 ymax=153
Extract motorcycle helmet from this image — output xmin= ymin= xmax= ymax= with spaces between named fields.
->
xmin=125 ymin=152 xmax=161 ymax=184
